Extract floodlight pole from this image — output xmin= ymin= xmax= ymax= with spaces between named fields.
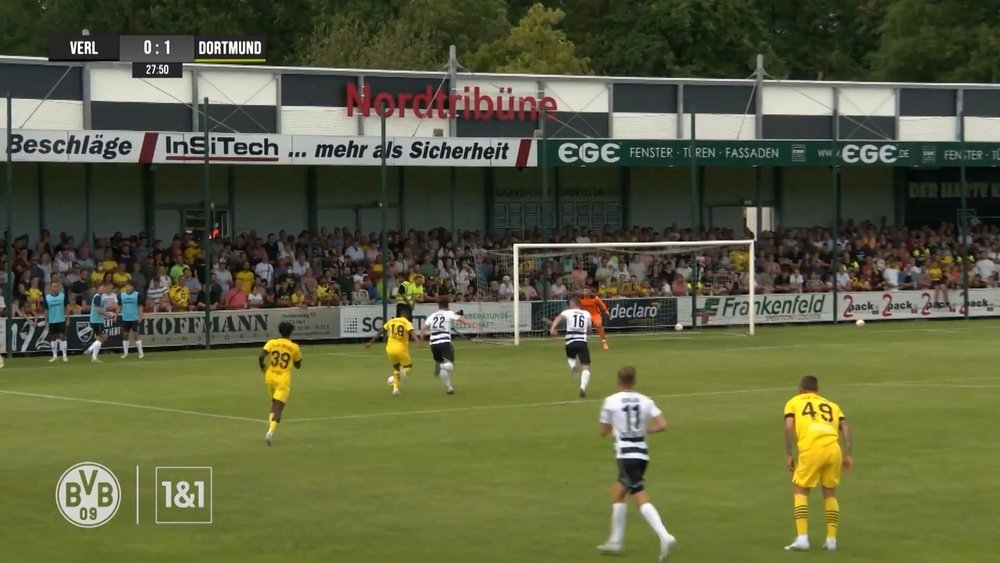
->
xmin=754 ymin=54 xmax=764 ymax=241
xmin=689 ymin=112 xmax=698 ymax=329
xmin=830 ymin=137 xmax=840 ymax=322
xmin=959 ymin=109 xmax=969 ymax=319
xmin=4 ymin=92 xmax=13 ymax=360
xmin=380 ymin=104 xmax=389 ymax=324
xmin=540 ymin=104 xmax=549 ymax=241
xmin=202 ymin=97 xmax=212 ymax=349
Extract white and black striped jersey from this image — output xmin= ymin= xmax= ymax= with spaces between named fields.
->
xmin=426 ymin=310 xmax=461 ymax=345
xmin=560 ymin=308 xmax=591 ymax=344
xmin=599 ymin=391 xmax=663 ymax=461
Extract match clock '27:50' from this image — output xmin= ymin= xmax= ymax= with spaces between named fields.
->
xmin=132 ymin=62 xmax=183 ymax=78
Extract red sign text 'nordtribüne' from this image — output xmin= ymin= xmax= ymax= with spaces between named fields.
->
xmin=345 ymin=84 xmax=557 ymax=121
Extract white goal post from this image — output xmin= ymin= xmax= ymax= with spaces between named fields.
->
xmin=512 ymin=239 xmax=756 ymax=345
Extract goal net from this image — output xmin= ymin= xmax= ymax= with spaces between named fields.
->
xmin=483 ymin=240 xmax=756 ymax=345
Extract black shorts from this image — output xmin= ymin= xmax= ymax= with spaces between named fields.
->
xmin=122 ymin=320 xmax=139 ymax=333
xmin=431 ymin=342 xmax=455 ymax=363
xmin=48 ymin=322 xmax=66 ymax=337
xmin=90 ymin=322 xmax=106 ymax=336
xmin=565 ymin=341 xmax=591 ymax=365
xmin=396 ymin=303 xmax=413 ymax=320
xmin=616 ymin=458 xmax=648 ymax=494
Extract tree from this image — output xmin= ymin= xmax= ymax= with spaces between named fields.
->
xmin=593 ymin=0 xmax=777 ymax=78
xmin=469 ymin=3 xmax=590 ymax=74
xmin=757 ymin=0 xmax=889 ymax=80
xmin=303 ymin=0 xmax=508 ymax=70
xmin=302 ymin=12 xmax=440 ymax=70
xmin=872 ymin=0 xmax=1000 ymax=83
xmin=401 ymin=0 xmax=510 ymax=63
xmin=0 ymin=0 xmax=45 ymax=57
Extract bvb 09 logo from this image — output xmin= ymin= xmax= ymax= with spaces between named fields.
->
xmin=55 ymin=462 xmax=121 ymax=528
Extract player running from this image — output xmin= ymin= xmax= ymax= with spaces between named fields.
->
xmin=84 ymin=282 xmax=113 ymax=363
xmin=580 ymin=288 xmax=611 ymax=350
xmin=258 ymin=322 xmax=302 ymax=446
xmin=422 ymin=298 xmax=478 ymax=395
xmin=366 ymin=314 xmax=421 ymax=396
xmin=549 ymin=296 xmax=593 ymax=398
xmin=597 ymin=365 xmax=677 ymax=561
xmin=44 ymin=281 xmax=68 ymax=362
xmin=783 ymin=375 xmax=853 ymax=552
xmin=120 ymin=281 xmax=144 ymax=359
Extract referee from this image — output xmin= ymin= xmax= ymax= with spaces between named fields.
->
xmin=395 ymin=273 xmax=426 ymax=320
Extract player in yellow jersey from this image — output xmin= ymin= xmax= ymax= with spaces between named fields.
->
xmin=365 ymin=315 xmax=421 ymax=396
xmin=258 ymin=322 xmax=302 ymax=446
xmin=783 ymin=375 xmax=853 ymax=552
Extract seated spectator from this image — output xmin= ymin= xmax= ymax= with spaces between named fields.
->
xmin=598 ymin=279 xmax=618 ymax=299
xmin=789 ymin=267 xmax=804 ymax=293
xmin=234 ymin=262 xmax=254 ymax=294
xmin=247 ymin=283 xmax=267 ymax=308
xmin=255 ymin=258 xmax=275 ymax=288
xmin=883 ymin=259 xmax=900 ymax=290
xmin=146 ymin=277 xmax=169 ymax=312
xmin=182 ymin=268 xmax=202 ymax=306
xmin=89 ymin=264 xmax=105 ymax=288
xmin=24 ymin=277 xmax=43 ymax=323
xmin=520 ymin=278 xmax=539 ymax=301
xmin=550 ymin=277 xmax=568 ymax=300
xmin=351 ymin=281 xmax=372 ymax=305
xmin=274 ymin=279 xmax=295 ymax=308
xmin=315 ymin=277 xmax=339 ymax=306
xmin=112 ymin=263 xmax=130 ymax=289
xmin=290 ymin=283 xmax=307 ymax=309
xmin=168 ymin=279 xmax=191 ymax=312
xmin=804 ymin=272 xmax=828 ymax=293
xmin=773 ymin=267 xmax=791 ymax=293
xmin=199 ymin=273 xmax=223 ymax=311
xmin=214 ymin=259 xmax=234 ymax=292
xmin=130 ymin=262 xmax=147 ymax=299
xmin=223 ymin=283 xmax=248 ymax=310
xmin=498 ymin=275 xmax=514 ymax=301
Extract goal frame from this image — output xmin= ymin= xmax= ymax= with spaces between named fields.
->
xmin=512 ymin=239 xmax=756 ymax=345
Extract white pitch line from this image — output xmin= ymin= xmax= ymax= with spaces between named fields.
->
xmin=2 ymin=324 xmax=999 ymax=372
xmin=1 ymin=375 xmax=996 ymax=426
xmin=288 ymin=386 xmax=797 ymax=422
xmin=859 ymin=383 xmax=1000 ymax=389
xmin=0 ymin=389 xmax=260 ymax=423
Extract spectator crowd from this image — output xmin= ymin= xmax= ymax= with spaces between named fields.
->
xmin=1 ymin=219 xmax=999 ymax=320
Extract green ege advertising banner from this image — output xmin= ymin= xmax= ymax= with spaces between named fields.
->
xmin=547 ymin=140 xmax=1000 ymax=167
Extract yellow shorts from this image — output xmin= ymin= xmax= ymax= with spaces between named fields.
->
xmin=266 ymin=380 xmax=290 ymax=403
xmin=793 ymin=445 xmax=843 ymax=489
xmin=386 ymin=347 xmax=411 ymax=368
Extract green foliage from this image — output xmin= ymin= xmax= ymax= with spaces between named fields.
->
xmin=469 ymin=3 xmax=590 ymax=75
xmin=304 ymin=0 xmax=509 ymax=70
xmin=0 ymin=0 xmax=997 ymax=81
xmin=757 ymin=0 xmax=890 ymax=80
xmin=303 ymin=12 xmax=442 ymax=70
xmin=872 ymin=0 xmax=1000 ymax=83
xmin=594 ymin=0 xmax=776 ymax=78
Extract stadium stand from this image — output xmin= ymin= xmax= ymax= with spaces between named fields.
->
xmin=1 ymin=221 xmax=997 ymax=319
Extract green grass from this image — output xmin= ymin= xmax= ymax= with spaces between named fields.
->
xmin=2 ymin=321 xmax=999 ymax=563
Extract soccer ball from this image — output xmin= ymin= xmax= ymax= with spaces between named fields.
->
xmin=855 ymin=319 xmax=865 ymax=327
xmin=386 ymin=376 xmax=395 ymax=386
xmin=674 ymin=322 xmax=684 ymax=332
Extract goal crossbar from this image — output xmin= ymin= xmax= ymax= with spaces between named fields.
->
xmin=512 ymin=239 xmax=756 ymax=345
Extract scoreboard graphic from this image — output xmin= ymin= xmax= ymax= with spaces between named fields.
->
xmin=47 ymin=34 xmax=267 ymax=78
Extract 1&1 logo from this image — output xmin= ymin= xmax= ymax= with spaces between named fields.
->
xmin=55 ymin=462 xmax=122 ymax=528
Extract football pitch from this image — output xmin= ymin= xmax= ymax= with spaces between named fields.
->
xmin=2 ymin=321 xmax=998 ymax=563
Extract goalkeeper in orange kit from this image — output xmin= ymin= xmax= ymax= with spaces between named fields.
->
xmin=580 ymin=287 xmax=611 ymax=350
